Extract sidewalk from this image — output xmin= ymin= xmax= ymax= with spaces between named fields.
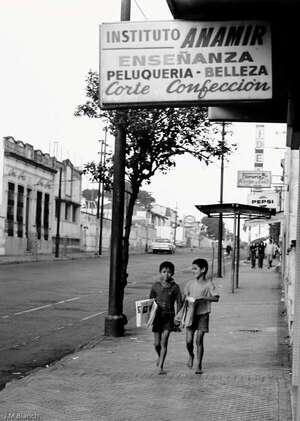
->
xmin=0 ymin=263 xmax=292 ymax=421
xmin=0 ymin=248 xmax=150 ymax=265
xmin=0 ymin=250 xmax=110 ymax=265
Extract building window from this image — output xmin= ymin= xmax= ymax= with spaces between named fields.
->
xmin=25 ymin=189 xmax=31 ymax=239
xmin=65 ymin=166 xmax=72 ymax=196
xmin=7 ymin=182 xmax=15 ymax=236
xmin=65 ymin=202 xmax=70 ymax=220
xmin=36 ymin=191 xmax=42 ymax=240
xmin=44 ymin=193 xmax=49 ymax=240
xmin=17 ymin=185 xmax=24 ymax=238
xmin=72 ymin=205 xmax=78 ymax=223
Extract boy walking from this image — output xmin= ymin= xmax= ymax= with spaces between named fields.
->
xmin=149 ymin=261 xmax=182 ymax=374
xmin=265 ymin=238 xmax=276 ymax=268
xmin=183 ymin=258 xmax=219 ymax=374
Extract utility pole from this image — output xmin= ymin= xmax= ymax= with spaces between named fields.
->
xmin=99 ymin=127 xmax=108 ymax=255
xmin=55 ymin=166 xmax=62 ymax=258
xmin=235 ymin=213 xmax=241 ymax=288
xmin=173 ymin=205 xmax=178 ymax=246
xmin=144 ymin=205 xmax=151 ymax=253
xmin=217 ymin=122 xmax=225 ymax=277
xmin=104 ymin=0 xmax=130 ymax=337
xmin=96 ymin=139 xmax=104 ymax=220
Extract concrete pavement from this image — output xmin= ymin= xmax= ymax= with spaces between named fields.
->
xmin=0 ymin=261 xmax=292 ymax=421
xmin=0 ymin=251 xmax=108 ymax=265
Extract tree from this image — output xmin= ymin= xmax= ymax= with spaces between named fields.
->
xmin=201 ymin=216 xmax=225 ymax=239
xmin=75 ymin=70 xmax=235 ymax=314
xmin=82 ymin=188 xmax=98 ymax=201
xmin=82 ymin=187 xmax=155 ymax=208
xmin=135 ymin=190 xmax=155 ymax=209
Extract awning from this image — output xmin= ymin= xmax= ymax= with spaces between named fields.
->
xmin=243 ymin=211 xmax=284 ymax=228
xmin=195 ymin=203 xmax=276 ymax=219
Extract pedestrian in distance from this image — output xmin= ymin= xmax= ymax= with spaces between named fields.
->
xmin=265 ymin=238 xmax=276 ymax=269
xmin=149 ymin=261 xmax=183 ymax=375
xmin=183 ymin=258 xmax=220 ymax=374
xmin=257 ymin=241 xmax=265 ymax=269
xmin=226 ymin=244 xmax=232 ymax=256
xmin=249 ymin=242 xmax=257 ymax=268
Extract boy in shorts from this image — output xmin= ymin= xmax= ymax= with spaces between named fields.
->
xmin=183 ymin=258 xmax=219 ymax=374
xmin=150 ymin=261 xmax=182 ymax=374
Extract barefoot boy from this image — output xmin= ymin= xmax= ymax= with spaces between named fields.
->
xmin=149 ymin=261 xmax=182 ymax=374
xmin=183 ymin=258 xmax=219 ymax=374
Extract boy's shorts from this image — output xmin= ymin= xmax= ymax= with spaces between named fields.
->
xmin=190 ymin=313 xmax=209 ymax=332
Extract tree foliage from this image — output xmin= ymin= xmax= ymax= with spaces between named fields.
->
xmin=75 ymin=71 xmax=235 ymax=193
xmin=135 ymin=190 xmax=156 ymax=209
xmin=201 ymin=216 xmax=225 ymax=239
xmin=82 ymin=187 xmax=155 ymax=208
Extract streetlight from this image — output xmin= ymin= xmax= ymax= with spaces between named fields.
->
xmin=217 ymin=122 xmax=226 ymax=278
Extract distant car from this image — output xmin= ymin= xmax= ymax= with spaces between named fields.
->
xmin=151 ymin=238 xmax=176 ymax=254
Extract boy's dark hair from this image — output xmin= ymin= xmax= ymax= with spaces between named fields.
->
xmin=192 ymin=258 xmax=208 ymax=278
xmin=159 ymin=261 xmax=175 ymax=275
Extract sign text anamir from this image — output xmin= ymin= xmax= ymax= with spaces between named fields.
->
xmin=100 ymin=20 xmax=272 ymax=108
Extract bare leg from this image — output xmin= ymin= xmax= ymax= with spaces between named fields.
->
xmin=158 ymin=330 xmax=170 ymax=374
xmin=153 ymin=332 xmax=161 ymax=366
xmin=186 ymin=327 xmax=195 ymax=368
xmin=195 ymin=331 xmax=205 ymax=374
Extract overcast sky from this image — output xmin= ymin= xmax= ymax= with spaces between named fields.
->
xmin=1 ymin=0 xmax=287 ymax=225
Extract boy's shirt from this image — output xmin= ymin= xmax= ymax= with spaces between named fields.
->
xmin=150 ymin=281 xmax=182 ymax=314
xmin=184 ymin=279 xmax=219 ymax=315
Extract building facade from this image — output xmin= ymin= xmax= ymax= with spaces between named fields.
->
xmin=0 ymin=137 xmax=82 ymax=255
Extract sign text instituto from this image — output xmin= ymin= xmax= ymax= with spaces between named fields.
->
xmin=100 ymin=20 xmax=272 ymax=108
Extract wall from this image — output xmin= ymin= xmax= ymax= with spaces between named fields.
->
xmin=80 ymin=211 xmax=156 ymax=253
xmin=80 ymin=212 xmax=111 ymax=252
xmin=130 ymin=222 xmax=156 ymax=251
xmin=282 ymin=149 xmax=299 ymax=338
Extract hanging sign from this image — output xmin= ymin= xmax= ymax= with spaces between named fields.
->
xmin=237 ymin=170 xmax=272 ymax=188
xmin=100 ymin=20 xmax=272 ymax=109
xmin=247 ymin=191 xmax=279 ymax=210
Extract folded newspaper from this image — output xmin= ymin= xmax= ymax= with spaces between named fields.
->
xmin=135 ymin=299 xmax=157 ymax=328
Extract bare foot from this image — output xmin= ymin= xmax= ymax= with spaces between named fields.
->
xmin=187 ymin=355 xmax=194 ymax=369
xmin=158 ymin=368 xmax=167 ymax=375
xmin=195 ymin=368 xmax=203 ymax=374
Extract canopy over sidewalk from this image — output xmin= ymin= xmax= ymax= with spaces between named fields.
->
xmin=195 ymin=203 xmax=276 ymax=219
xmin=195 ymin=203 xmax=276 ymax=293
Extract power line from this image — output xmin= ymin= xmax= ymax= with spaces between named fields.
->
xmin=134 ymin=0 xmax=148 ymax=19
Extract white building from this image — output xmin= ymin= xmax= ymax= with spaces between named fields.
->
xmin=0 ymin=137 xmax=82 ymax=255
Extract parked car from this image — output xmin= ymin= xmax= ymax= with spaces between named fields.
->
xmin=151 ymin=238 xmax=176 ymax=254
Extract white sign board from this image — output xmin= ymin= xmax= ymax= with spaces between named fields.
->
xmin=184 ymin=215 xmax=196 ymax=227
xmin=100 ymin=20 xmax=272 ymax=108
xmin=247 ymin=191 xmax=279 ymax=211
xmin=237 ymin=170 xmax=272 ymax=188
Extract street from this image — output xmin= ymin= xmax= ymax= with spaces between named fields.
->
xmin=0 ymin=248 xmax=215 ymax=389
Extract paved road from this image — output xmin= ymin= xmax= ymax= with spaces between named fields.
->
xmin=0 ymin=248 xmax=218 ymax=389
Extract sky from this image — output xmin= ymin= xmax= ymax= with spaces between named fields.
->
xmin=1 ymin=0 xmax=287 ymax=228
